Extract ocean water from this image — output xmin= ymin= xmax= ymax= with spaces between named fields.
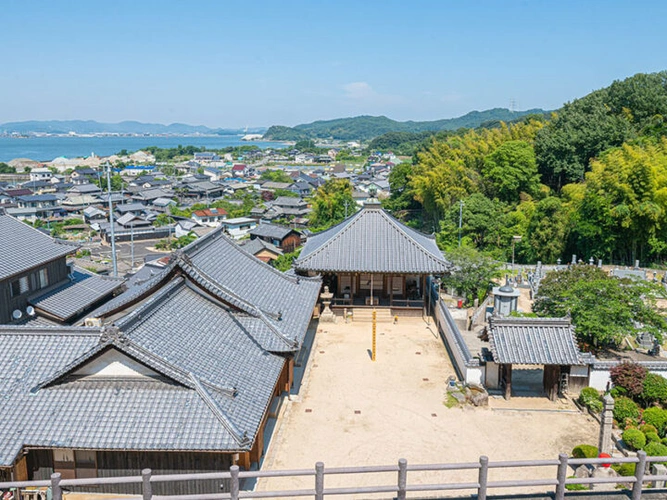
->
xmin=0 ymin=135 xmax=287 ymax=162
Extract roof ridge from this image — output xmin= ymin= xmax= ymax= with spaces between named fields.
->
xmin=0 ymin=325 xmax=102 ymax=336
xmin=294 ymin=210 xmax=359 ymax=265
xmin=191 ymin=374 xmax=252 ymax=449
xmin=113 ymin=276 xmax=185 ymax=330
xmin=182 ymin=228 xmax=307 ymax=285
xmin=376 ymin=209 xmax=447 ymax=265
xmin=179 ymin=261 xmax=298 ymax=350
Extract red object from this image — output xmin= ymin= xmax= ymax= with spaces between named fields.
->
xmin=457 ymin=299 xmax=463 ymax=309
xmin=599 ymin=452 xmax=611 ymax=468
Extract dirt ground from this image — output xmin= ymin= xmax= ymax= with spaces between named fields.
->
xmin=257 ymin=316 xmax=599 ymax=498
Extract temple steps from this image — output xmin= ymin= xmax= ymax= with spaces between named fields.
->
xmin=352 ymin=308 xmax=394 ymax=323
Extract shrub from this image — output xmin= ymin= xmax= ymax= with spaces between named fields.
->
xmin=642 ymin=407 xmax=667 ymax=436
xmin=578 ymin=387 xmax=603 ymax=413
xmin=572 ymin=444 xmax=598 ymax=459
xmin=622 ymin=429 xmax=646 ymax=450
xmin=646 ymin=431 xmax=661 ymax=444
xmin=565 ymin=476 xmax=589 ymax=491
xmin=643 ymin=441 xmax=667 ymax=462
xmin=612 ymin=462 xmax=636 ymax=476
xmin=613 ymin=397 xmax=641 ymax=427
xmin=641 ymin=373 xmax=667 ymax=406
xmin=640 ymin=424 xmax=658 ymax=435
xmin=662 ymin=437 xmax=667 ymax=446
xmin=610 ymin=385 xmax=628 ymax=399
xmin=610 ymin=362 xmax=648 ymax=397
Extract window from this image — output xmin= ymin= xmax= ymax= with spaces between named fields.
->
xmin=11 ymin=276 xmax=29 ymax=297
xmin=39 ymin=268 xmax=49 ymax=288
xmin=52 ymin=449 xmax=97 ymax=480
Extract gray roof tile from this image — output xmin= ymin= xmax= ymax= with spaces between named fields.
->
xmin=295 ymin=203 xmax=449 ymax=274
xmin=0 ymin=215 xmax=78 ymax=281
xmin=30 ymin=267 xmax=124 ymax=321
xmin=488 ymin=317 xmax=583 ymax=365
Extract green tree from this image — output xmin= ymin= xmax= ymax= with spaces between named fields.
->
xmin=272 ymin=249 xmax=301 ymax=272
xmin=309 ymin=179 xmax=355 ymax=231
xmin=524 ymin=197 xmax=570 ymax=263
xmin=153 ymin=214 xmax=174 ymax=227
xmin=533 ymin=265 xmax=667 ymax=349
xmin=0 ymin=162 xmax=16 ymax=173
xmin=440 ymin=246 xmax=502 ymax=304
xmin=261 ymin=169 xmax=292 ymax=183
xmin=481 ymin=140 xmax=540 ymax=202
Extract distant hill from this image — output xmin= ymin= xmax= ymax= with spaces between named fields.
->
xmin=263 ymin=108 xmax=549 ymax=141
xmin=0 ymin=120 xmax=266 ymax=136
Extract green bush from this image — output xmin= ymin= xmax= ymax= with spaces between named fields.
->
xmin=565 ymin=476 xmax=589 ymax=491
xmin=578 ymin=387 xmax=603 ymax=413
xmin=622 ymin=429 xmax=646 ymax=450
xmin=610 ymin=385 xmax=628 ymax=398
xmin=642 ymin=407 xmax=667 ymax=436
xmin=662 ymin=437 xmax=667 ymax=446
xmin=640 ymin=424 xmax=658 ymax=435
xmin=641 ymin=373 xmax=667 ymax=406
xmin=612 ymin=462 xmax=636 ymax=476
xmin=643 ymin=441 xmax=667 ymax=462
xmin=572 ymin=444 xmax=599 ymax=459
xmin=646 ymin=432 xmax=661 ymax=444
xmin=613 ymin=397 xmax=641 ymax=428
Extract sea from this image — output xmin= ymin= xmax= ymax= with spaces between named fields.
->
xmin=0 ymin=135 xmax=287 ymax=162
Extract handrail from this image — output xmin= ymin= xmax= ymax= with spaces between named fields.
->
xmin=3 ymin=453 xmax=666 ymax=500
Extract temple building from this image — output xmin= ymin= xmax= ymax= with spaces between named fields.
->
xmin=0 ymin=225 xmax=321 ymax=495
xmin=295 ymin=200 xmax=450 ymax=313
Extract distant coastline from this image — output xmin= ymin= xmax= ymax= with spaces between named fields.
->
xmin=0 ymin=135 xmax=287 ymax=163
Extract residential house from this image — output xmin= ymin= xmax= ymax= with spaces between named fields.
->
xmin=131 ymin=188 xmax=173 ymax=205
xmin=191 ymin=208 xmax=229 ymax=227
xmin=70 ymin=168 xmax=98 ymax=185
xmin=115 ymin=203 xmax=147 ymax=217
xmin=240 ymin=238 xmax=283 ymax=263
xmin=249 ymin=223 xmax=301 ymax=253
xmin=194 ymin=152 xmax=221 ymax=162
xmin=29 ymin=168 xmax=53 ymax=183
xmin=220 ymin=217 xmax=257 ymax=239
xmin=0 ymin=215 xmax=124 ymax=325
xmin=68 ymin=183 xmax=102 ymax=196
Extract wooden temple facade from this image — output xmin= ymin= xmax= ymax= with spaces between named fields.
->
xmin=295 ymin=200 xmax=450 ymax=311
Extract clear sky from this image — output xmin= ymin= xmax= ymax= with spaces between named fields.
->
xmin=1 ymin=0 xmax=666 ymax=128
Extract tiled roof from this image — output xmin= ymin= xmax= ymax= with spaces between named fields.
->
xmin=249 ymin=223 xmax=297 ymax=240
xmin=487 ymin=317 xmax=584 ymax=365
xmin=116 ymin=203 xmax=146 ymax=213
xmin=181 ymin=229 xmax=320 ymax=351
xmin=241 ymin=238 xmax=283 ymax=257
xmin=0 ymin=215 xmax=78 ymax=281
xmin=30 ymin=267 xmax=124 ymax=322
xmin=295 ymin=203 xmax=450 ymax=274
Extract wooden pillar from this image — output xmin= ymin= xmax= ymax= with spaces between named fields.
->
xmin=238 ymin=452 xmax=251 ymax=470
xmin=504 ymin=364 xmax=512 ymax=400
xmin=287 ymin=357 xmax=294 ymax=391
xmin=390 ymin=274 xmax=393 ymax=307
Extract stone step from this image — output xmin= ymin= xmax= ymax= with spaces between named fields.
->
xmin=352 ymin=309 xmax=394 ymax=323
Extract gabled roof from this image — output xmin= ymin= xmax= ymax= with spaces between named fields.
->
xmin=240 ymin=238 xmax=283 ymax=257
xmin=487 ymin=317 xmax=584 ymax=365
xmin=250 ymin=223 xmax=298 ymax=241
xmin=295 ymin=203 xmax=449 ymax=274
xmin=0 ymin=215 xmax=78 ymax=281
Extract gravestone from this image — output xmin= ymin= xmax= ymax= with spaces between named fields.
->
xmin=598 ymin=395 xmax=614 ymax=455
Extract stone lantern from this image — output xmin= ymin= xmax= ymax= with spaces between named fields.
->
xmin=492 ymin=278 xmax=521 ymax=317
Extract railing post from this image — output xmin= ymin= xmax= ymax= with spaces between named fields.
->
xmin=142 ymin=468 xmax=152 ymax=500
xmin=315 ymin=462 xmax=324 ymax=500
xmin=632 ymin=451 xmax=647 ymax=500
xmin=554 ymin=453 xmax=568 ymax=500
xmin=397 ymin=458 xmax=407 ymax=500
xmin=478 ymin=456 xmax=489 ymax=500
xmin=230 ymin=465 xmax=240 ymax=500
xmin=51 ymin=472 xmax=62 ymax=500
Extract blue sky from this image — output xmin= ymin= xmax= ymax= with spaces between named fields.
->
xmin=1 ymin=1 xmax=666 ymax=127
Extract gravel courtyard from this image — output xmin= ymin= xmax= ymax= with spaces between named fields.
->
xmin=257 ymin=316 xmax=599 ymax=497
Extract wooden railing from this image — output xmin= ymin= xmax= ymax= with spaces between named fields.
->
xmin=2 ymin=452 xmax=666 ymax=500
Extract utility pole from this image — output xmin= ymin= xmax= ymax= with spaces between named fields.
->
xmin=105 ymin=162 xmax=118 ymax=277
xmin=458 ymin=200 xmax=464 ymax=247
xmin=130 ymin=223 xmax=135 ymax=271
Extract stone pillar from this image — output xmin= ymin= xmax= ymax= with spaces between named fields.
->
xmin=651 ymin=463 xmax=667 ymax=488
xmin=598 ymin=394 xmax=615 ymax=455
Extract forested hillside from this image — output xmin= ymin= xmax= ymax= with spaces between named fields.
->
xmin=385 ymin=72 xmax=667 ymax=266
xmin=263 ymin=108 xmax=547 ymax=141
